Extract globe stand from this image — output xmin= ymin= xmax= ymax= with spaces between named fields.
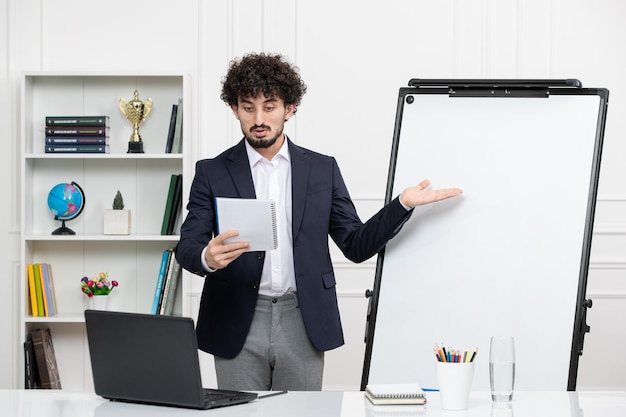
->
xmin=51 ymin=219 xmax=76 ymax=235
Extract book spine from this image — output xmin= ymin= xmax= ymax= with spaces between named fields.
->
xmin=24 ymin=336 xmax=38 ymax=389
xmin=45 ymin=144 xmax=109 ymax=153
xmin=166 ymin=174 xmax=183 ymax=235
xmin=46 ymin=136 xmax=108 ymax=145
xmin=46 ymin=264 xmax=59 ymax=316
xmin=30 ymin=329 xmax=51 ymax=388
xmin=32 ymin=264 xmax=45 ymax=316
xmin=162 ymin=258 xmax=181 ymax=315
xmin=161 ymin=174 xmax=178 ymax=235
xmin=39 ymin=264 xmax=53 ymax=317
xmin=27 ymin=264 xmax=39 ymax=317
xmin=41 ymin=328 xmax=62 ymax=389
xmin=41 ymin=263 xmax=55 ymax=317
xmin=165 ymin=104 xmax=178 ymax=153
xmin=45 ymin=126 xmax=109 ymax=136
xmin=150 ymin=250 xmax=171 ymax=314
xmin=156 ymin=250 xmax=173 ymax=314
xmin=45 ymin=116 xmax=109 ymax=126
xmin=171 ymin=98 xmax=183 ymax=153
xmin=159 ymin=249 xmax=176 ymax=314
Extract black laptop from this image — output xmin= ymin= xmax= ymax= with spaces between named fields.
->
xmin=84 ymin=309 xmax=258 ymax=409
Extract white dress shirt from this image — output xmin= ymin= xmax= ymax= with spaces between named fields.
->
xmin=245 ymin=139 xmax=297 ymax=296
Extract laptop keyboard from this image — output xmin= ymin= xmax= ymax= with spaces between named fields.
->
xmin=202 ymin=389 xmax=248 ymax=404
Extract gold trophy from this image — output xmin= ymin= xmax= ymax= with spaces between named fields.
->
xmin=119 ymin=90 xmax=153 ymax=153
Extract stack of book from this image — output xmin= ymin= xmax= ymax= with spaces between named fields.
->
xmin=24 ymin=328 xmax=62 ymax=389
xmin=150 ymin=248 xmax=182 ymax=315
xmin=44 ymin=116 xmax=110 ymax=153
xmin=27 ymin=263 xmax=57 ymax=317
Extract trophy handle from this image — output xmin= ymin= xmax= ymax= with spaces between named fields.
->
xmin=118 ymin=98 xmax=127 ymax=116
xmin=143 ymin=98 xmax=153 ymax=119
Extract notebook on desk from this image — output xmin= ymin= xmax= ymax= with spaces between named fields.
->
xmin=84 ymin=309 xmax=258 ymax=409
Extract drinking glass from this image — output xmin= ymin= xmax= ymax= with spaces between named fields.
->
xmin=489 ymin=336 xmax=515 ymax=402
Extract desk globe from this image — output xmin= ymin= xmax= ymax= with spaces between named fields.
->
xmin=47 ymin=182 xmax=85 ymax=235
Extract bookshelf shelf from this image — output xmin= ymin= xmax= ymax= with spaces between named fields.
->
xmin=24 ymin=234 xmax=180 ymax=242
xmin=25 ymin=153 xmax=183 ymax=160
xmin=24 ymin=314 xmax=87 ymax=324
xmin=19 ymin=72 xmax=190 ymax=391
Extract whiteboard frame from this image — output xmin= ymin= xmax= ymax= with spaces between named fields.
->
xmin=361 ymin=79 xmax=609 ymax=391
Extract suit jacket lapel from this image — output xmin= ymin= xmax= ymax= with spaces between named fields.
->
xmin=289 ymin=139 xmax=310 ymax=241
xmin=227 ymin=140 xmax=256 ymax=198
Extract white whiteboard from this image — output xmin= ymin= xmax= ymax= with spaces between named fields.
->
xmin=364 ymin=85 xmax=607 ymax=391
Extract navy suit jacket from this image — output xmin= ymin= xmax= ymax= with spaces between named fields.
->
xmin=175 ymin=139 xmax=412 ymax=358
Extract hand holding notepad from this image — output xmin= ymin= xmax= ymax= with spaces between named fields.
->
xmin=215 ymin=197 xmax=278 ymax=251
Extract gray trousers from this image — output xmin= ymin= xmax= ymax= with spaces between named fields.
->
xmin=214 ymin=293 xmax=324 ymax=391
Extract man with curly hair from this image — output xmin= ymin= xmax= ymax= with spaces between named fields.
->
xmin=176 ymin=52 xmax=462 ymax=391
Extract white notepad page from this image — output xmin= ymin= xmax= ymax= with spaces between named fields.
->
xmin=215 ymin=197 xmax=278 ymax=251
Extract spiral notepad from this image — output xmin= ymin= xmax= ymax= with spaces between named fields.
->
xmin=365 ymin=383 xmax=426 ymax=405
xmin=215 ymin=197 xmax=278 ymax=251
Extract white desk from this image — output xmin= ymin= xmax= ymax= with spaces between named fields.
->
xmin=1 ymin=390 xmax=625 ymax=416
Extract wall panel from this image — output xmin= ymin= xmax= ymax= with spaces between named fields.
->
xmin=42 ymin=0 xmax=198 ymax=72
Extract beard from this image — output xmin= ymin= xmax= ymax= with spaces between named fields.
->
xmin=244 ymin=124 xmax=284 ymax=149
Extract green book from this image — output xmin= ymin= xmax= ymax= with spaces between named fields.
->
xmin=167 ymin=174 xmax=182 ymax=235
xmin=171 ymin=98 xmax=183 ymax=153
xmin=45 ymin=144 xmax=109 ymax=154
xmin=45 ymin=116 xmax=110 ymax=127
xmin=161 ymin=174 xmax=178 ymax=235
xmin=32 ymin=264 xmax=45 ymax=317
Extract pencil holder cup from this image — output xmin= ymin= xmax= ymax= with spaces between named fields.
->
xmin=436 ymin=361 xmax=475 ymax=410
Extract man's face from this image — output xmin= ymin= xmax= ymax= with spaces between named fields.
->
xmin=231 ymin=95 xmax=295 ymax=149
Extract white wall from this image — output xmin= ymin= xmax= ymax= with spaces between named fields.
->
xmin=2 ymin=0 xmax=626 ymax=391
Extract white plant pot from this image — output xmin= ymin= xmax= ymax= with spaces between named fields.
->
xmin=103 ymin=209 xmax=131 ymax=235
xmin=87 ymin=295 xmax=109 ymax=310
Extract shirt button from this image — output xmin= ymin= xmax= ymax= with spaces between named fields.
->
xmin=272 ymin=298 xmax=278 ymax=304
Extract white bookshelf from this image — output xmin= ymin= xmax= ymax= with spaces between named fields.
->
xmin=19 ymin=73 xmax=191 ymax=391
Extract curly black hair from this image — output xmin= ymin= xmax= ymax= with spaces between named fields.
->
xmin=220 ymin=53 xmax=307 ymax=113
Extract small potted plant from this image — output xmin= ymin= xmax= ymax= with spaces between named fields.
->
xmin=103 ymin=190 xmax=131 ymax=235
xmin=81 ymin=272 xmax=119 ymax=310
